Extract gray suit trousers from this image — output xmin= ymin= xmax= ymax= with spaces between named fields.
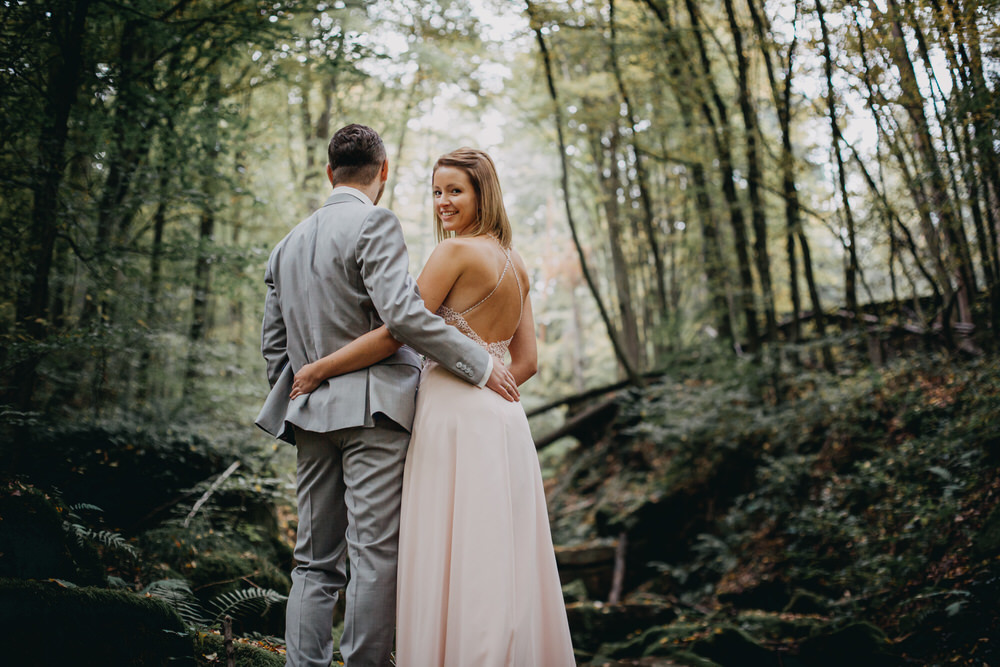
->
xmin=285 ymin=419 xmax=408 ymax=667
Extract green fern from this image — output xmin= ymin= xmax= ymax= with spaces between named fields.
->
xmin=209 ymin=587 xmax=288 ymax=622
xmin=143 ymin=579 xmax=209 ymax=627
xmin=69 ymin=502 xmax=104 ymax=514
xmin=68 ymin=524 xmax=138 ymax=559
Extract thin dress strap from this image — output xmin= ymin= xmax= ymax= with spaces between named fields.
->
xmin=460 ymin=244 xmax=514 ymax=316
xmin=434 ymin=239 xmax=524 ymax=363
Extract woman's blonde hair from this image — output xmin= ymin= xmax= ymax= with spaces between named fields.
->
xmin=432 ymin=148 xmax=512 ymax=248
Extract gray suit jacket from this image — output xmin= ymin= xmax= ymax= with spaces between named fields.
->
xmin=255 ymin=190 xmax=491 ymax=443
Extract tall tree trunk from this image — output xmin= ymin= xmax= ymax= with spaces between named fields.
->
xmin=609 ymin=0 xmax=668 ymax=322
xmin=526 ymin=1 xmax=641 ymax=385
xmin=928 ymin=0 xmax=997 ymax=290
xmin=593 ymin=128 xmax=642 ymax=371
xmin=81 ymin=18 xmax=158 ymax=330
xmin=679 ymin=0 xmax=760 ymax=352
xmin=301 ymin=36 xmax=345 ymax=211
xmin=641 ymin=0 xmax=733 ymax=344
xmin=140 ymin=171 xmax=170 ymax=403
xmin=723 ymin=0 xmax=778 ymax=344
xmin=186 ymin=74 xmax=222 ymax=387
xmin=935 ymin=0 xmax=1000 ymax=330
xmin=883 ymin=0 xmax=976 ymax=325
xmin=385 ymin=68 xmax=423 ymax=210
xmin=948 ymin=0 xmax=1000 ymax=227
xmin=747 ymin=0 xmax=833 ymax=368
xmin=816 ymin=0 xmax=860 ymax=320
xmin=852 ymin=8 xmax=954 ymax=314
xmin=10 ymin=0 xmax=91 ymax=410
xmin=906 ymin=0 xmax=983 ymax=310
xmin=747 ymin=0 xmax=801 ymax=340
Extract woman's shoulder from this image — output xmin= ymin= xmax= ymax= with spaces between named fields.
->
xmin=435 ymin=235 xmax=501 ymax=260
xmin=506 ymin=246 xmax=530 ymax=292
xmin=431 ymin=236 xmax=480 ymax=263
xmin=504 ymin=244 xmax=526 ymax=268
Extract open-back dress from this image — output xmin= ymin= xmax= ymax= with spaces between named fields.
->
xmin=394 ymin=241 xmax=575 ymax=666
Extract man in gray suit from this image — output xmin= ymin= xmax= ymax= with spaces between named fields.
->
xmin=256 ymin=124 xmax=517 ymax=667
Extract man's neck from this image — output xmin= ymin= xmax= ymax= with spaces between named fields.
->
xmin=335 ymin=181 xmax=379 ymax=205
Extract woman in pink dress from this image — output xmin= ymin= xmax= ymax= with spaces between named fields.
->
xmin=290 ymin=148 xmax=575 ymax=666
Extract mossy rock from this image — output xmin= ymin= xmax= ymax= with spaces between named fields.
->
xmin=797 ymin=622 xmax=902 ymax=667
xmin=0 ymin=578 xmax=194 ymax=666
xmin=194 ymin=631 xmax=284 ymax=667
xmin=562 ymin=578 xmax=590 ymax=603
xmin=185 ymin=550 xmax=289 ymax=599
xmin=15 ymin=423 xmax=223 ymax=529
xmin=690 ymin=626 xmax=777 ymax=667
xmin=139 ymin=524 xmax=291 ymax=599
xmin=0 ymin=482 xmax=103 ymax=584
xmin=565 ymin=600 xmax=677 ymax=653
xmin=594 ymin=623 xmax=714 ymax=661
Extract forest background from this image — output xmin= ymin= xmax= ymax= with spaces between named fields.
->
xmin=1 ymin=0 xmax=998 ymax=665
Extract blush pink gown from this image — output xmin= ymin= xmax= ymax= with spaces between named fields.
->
xmin=394 ymin=251 xmax=575 ymax=667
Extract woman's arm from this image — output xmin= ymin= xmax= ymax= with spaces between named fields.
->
xmin=289 ymin=327 xmax=401 ymax=399
xmin=506 ymin=294 xmax=538 ymax=386
xmin=289 ymin=241 xmax=468 ymax=400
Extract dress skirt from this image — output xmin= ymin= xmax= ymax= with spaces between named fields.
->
xmin=395 ymin=363 xmax=575 ymax=667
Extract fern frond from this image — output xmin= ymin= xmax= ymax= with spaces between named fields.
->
xmin=143 ymin=579 xmax=209 ymax=628
xmin=68 ymin=525 xmax=138 ymax=559
xmin=210 ymin=587 xmax=288 ymax=622
xmin=69 ymin=503 xmax=104 ymax=514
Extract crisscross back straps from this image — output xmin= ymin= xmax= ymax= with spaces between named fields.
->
xmin=460 ymin=242 xmax=514 ymax=316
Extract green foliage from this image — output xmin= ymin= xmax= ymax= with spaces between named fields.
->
xmin=134 ymin=464 xmax=293 ymax=637
xmin=552 ymin=353 xmax=1000 ymax=664
xmin=0 ymin=481 xmax=104 ymax=585
xmin=144 ymin=579 xmax=211 ymax=628
xmin=9 ymin=421 xmax=225 ymax=529
xmin=68 ymin=525 xmax=139 ymax=561
xmin=144 ymin=578 xmax=288 ymax=633
xmin=0 ymin=578 xmax=194 ymax=666
xmin=193 ymin=631 xmax=285 ymax=667
xmin=210 ymin=587 xmax=288 ymax=624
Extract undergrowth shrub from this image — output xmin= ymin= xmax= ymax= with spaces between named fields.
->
xmin=10 ymin=422 xmax=224 ymax=529
xmin=548 ymin=351 xmax=1000 ymax=663
xmin=0 ymin=481 xmax=104 ymax=585
xmin=0 ymin=578 xmax=193 ymax=666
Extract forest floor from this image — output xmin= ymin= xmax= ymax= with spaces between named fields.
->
xmin=1 ymin=349 xmax=998 ymax=666
xmin=541 ymin=350 xmax=1000 ymax=666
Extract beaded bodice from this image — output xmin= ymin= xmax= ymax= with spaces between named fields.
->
xmin=436 ymin=242 xmax=522 ymax=363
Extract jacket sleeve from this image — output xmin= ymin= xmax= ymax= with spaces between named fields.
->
xmin=261 ymin=250 xmax=289 ymax=388
xmin=356 ymin=207 xmax=490 ymax=385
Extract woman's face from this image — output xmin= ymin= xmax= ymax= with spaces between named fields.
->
xmin=433 ymin=166 xmax=478 ymax=236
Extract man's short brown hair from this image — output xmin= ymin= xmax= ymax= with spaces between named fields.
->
xmin=327 ymin=124 xmax=386 ymax=186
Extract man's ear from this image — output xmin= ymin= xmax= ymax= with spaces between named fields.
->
xmin=380 ymin=159 xmax=389 ymax=182
xmin=326 ymin=163 xmax=334 ymax=186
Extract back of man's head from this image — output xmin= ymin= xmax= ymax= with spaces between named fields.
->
xmin=328 ymin=124 xmax=386 ymax=186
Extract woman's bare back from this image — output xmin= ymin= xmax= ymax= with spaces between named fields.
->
xmin=437 ymin=236 xmax=528 ymax=346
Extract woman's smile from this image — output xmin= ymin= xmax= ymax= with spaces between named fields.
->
xmin=433 ymin=165 xmax=478 ymax=235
